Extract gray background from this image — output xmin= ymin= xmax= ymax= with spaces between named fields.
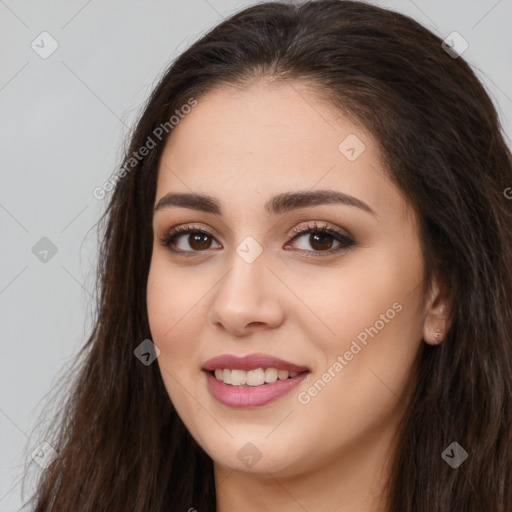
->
xmin=1 ymin=0 xmax=511 ymax=510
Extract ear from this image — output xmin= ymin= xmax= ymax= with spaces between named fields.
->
xmin=422 ymin=276 xmax=451 ymax=345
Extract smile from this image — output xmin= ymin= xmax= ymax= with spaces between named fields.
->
xmin=202 ymin=352 xmax=311 ymax=407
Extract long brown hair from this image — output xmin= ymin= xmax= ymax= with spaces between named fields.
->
xmin=22 ymin=1 xmax=512 ymax=510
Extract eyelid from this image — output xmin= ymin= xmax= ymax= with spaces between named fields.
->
xmin=286 ymin=220 xmax=353 ymax=241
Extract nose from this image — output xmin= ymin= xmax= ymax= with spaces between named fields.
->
xmin=207 ymin=250 xmax=285 ymax=336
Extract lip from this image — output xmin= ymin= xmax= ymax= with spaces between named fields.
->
xmin=204 ymin=370 xmax=310 ymax=408
xmin=202 ymin=353 xmax=311 ymax=408
xmin=202 ymin=353 xmax=310 ymax=373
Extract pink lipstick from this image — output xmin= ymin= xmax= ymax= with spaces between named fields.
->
xmin=202 ymin=353 xmax=310 ymax=408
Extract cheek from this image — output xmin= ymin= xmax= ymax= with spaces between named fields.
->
xmin=302 ymin=242 xmax=424 ymax=395
xmin=146 ymin=257 xmax=206 ymax=421
xmin=146 ymin=262 xmax=173 ymax=342
xmin=293 ymin=278 xmax=421 ymax=459
xmin=146 ymin=256 xmax=204 ymax=373
xmin=298 ymin=257 xmax=419 ymax=348
xmin=147 ymin=254 xmax=198 ymax=339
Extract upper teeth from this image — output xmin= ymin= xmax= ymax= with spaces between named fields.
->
xmin=214 ymin=368 xmax=300 ymax=386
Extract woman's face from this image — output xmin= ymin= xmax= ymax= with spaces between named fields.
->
xmin=147 ymin=82 xmax=438 ymax=480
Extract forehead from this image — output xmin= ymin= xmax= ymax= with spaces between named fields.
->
xmin=155 ymin=82 xmax=404 ymax=219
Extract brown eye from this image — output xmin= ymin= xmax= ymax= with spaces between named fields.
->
xmin=308 ymin=232 xmax=336 ymax=251
xmin=160 ymin=227 xmax=221 ymax=253
xmin=285 ymin=224 xmax=354 ymax=255
xmin=160 ymin=223 xmax=354 ymax=257
xmin=187 ymin=233 xmax=213 ymax=250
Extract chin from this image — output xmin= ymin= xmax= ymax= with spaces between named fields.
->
xmin=202 ymin=435 xmax=302 ymax=476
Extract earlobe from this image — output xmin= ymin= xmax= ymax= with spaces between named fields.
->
xmin=422 ymin=277 xmax=451 ymax=345
xmin=426 ymin=328 xmax=444 ymax=345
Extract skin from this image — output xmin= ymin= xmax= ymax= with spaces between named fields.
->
xmin=147 ymin=81 xmax=449 ymax=512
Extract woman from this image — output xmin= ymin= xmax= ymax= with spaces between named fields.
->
xmin=24 ymin=0 xmax=512 ymax=510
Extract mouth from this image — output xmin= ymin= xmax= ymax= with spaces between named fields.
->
xmin=202 ymin=353 xmax=311 ymax=407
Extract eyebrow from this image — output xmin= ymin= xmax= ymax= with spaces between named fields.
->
xmin=153 ymin=190 xmax=376 ymax=217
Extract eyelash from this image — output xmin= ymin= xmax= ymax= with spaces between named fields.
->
xmin=158 ymin=221 xmax=355 ymax=258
